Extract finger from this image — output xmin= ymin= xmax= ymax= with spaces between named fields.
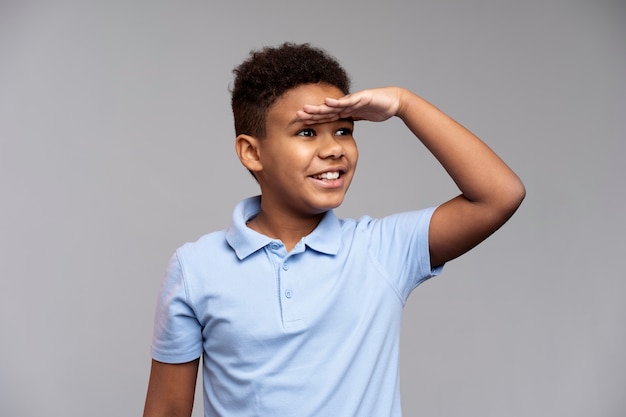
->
xmin=295 ymin=110 xmax=341 ymax=124
xmin=301 ymin=103 xmax=338 ymax=113
xmin=324 ymin=94 xmax=362 ymax=108
xmin=301 ymin=116 xmax=341 ymax=125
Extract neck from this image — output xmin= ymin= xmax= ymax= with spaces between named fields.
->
xmin=247 ymin=209 xmax=324 ymax=252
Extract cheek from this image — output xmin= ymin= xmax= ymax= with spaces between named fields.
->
xmin=288 ymin=145 xmax=317 ymax=165
xmin=270 ymin=146 xmax=315 ymax=175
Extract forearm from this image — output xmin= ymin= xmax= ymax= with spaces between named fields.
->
xmin=396 ymin=88 xmax=525 ymax=210
xmin=143 ymin=359 xmax=199 ymax=417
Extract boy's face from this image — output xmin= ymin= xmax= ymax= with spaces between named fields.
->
xmin=252 ymin=83 xmax=358 ymax=217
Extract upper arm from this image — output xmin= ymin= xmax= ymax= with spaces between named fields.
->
xmin=143 ymin=358 xmax=200 ymax=417
xmin=429 ymin=190 xmax=524 ymax=267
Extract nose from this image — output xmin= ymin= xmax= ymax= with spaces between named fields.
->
xmin=318 ymin=133 xmax=344 ymax=159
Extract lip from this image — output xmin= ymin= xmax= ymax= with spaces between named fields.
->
xmin=308 ymin=167 xmax=349 ymax=189
xmin=309 ymin=166 xmax=348 ymax=178
xmin=308 ymin=175 xmax=345 ymax=189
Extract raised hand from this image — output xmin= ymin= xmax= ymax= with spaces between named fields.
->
xmin=296 ymin=87 xmax=405 ymax=124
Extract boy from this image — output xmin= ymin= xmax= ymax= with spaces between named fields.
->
xmin=143 ymin=43 xmax=525 ymax=417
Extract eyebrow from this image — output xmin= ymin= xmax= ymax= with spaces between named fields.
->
xmin=287 ymin=116 xmax=303 ymax=127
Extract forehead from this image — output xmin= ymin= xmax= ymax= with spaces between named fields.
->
xmin=267 ymin=83 xmax=344 ymax=124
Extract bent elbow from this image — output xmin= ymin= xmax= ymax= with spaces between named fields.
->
xmin=501 ymin=177 xmax=526 ymax=217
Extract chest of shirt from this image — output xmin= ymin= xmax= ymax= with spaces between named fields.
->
xmin=181 ymin=245 xmax=403 ymax=369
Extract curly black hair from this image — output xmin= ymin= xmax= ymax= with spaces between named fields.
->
xmin=231 ymin=42 xmax=351 ymax=137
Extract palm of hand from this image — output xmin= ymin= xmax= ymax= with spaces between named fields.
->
xmin=331 ymin=89 xmax=400 ymax=122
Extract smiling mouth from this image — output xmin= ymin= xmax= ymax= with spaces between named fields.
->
xmin=311 ymin=171 xmax=341 ymax=180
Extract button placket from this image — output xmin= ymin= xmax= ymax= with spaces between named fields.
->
xmin=278 ymin=253 xmax=303 ymax=329
xmin=281 ymin=260 xmax=291 ymax=299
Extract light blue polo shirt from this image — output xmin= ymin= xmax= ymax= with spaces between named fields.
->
xmin=151 ymin=196 xmax=442 ymax=417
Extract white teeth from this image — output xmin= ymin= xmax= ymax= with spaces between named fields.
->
xmin=317 ymin=171 xmax=340 ymax=180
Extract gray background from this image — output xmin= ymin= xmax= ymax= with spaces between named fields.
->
xmin=1 ymin=0 xmax=624 ymax=416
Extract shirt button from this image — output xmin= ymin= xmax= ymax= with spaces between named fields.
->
xmin=270 ymin=243 xmax=280 ymax=250
xmin=282 ymin=263 xmax=289 ymax=271
xmin=285 ymin=290 xmax=293 ymax=298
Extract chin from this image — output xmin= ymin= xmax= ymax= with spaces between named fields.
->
xmin=312 ymin=196 xmax=346 ymax=212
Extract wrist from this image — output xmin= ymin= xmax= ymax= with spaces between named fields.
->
xmin=395 ymin=88 xmax=418 ymax=120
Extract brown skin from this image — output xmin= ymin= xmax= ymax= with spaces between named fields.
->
xmin=143 ymin=85 xmax=525 ymax=416
xmin=143 ymin=359 xmax=199 ymax=417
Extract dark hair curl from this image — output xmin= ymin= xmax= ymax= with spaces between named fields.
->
xmin=231 ymin=42 xmax=351 ymax=137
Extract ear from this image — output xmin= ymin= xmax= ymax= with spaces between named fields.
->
xmin=235 ymin=134 xmax=263 ymax=173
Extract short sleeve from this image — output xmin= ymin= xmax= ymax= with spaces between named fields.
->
xmin=150 ymin=252 xmax=203 ymax=363
xmin=367 ymin=206 xmax=443 ymax=301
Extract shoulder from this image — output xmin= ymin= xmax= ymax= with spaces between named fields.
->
xmin=175 ymin=229 xmax=230 ymax=263
xmin=339 ymin=207 xmax=436 ymax=235
xmin=333 ymin=208 xmax=436 ymax=257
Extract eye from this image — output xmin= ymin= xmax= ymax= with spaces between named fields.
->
xmin=336 ymin=127 xmax=353 ymax=136
xmin=297 ymin=128 xmax=316 ymax=137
